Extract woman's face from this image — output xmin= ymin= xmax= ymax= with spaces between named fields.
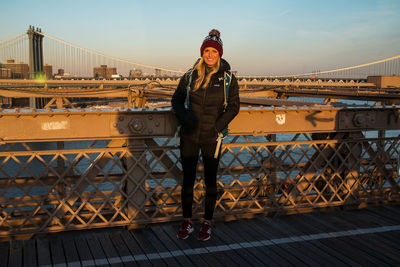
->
xmin=202 ymin=47 xmax=219 ymax=66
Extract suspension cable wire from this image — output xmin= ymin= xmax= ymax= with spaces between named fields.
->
xmin=0 ymin=36 xmax=27 ymax=63
xmin=2 ymin=30 xmax=399 ymax=79
xmin=238 ymin=54 xmax=400 ymax=79
xmin=300 ymin=55 xmax=400 ymax=77
xmin=0 ymin=32 xmax=26 ymax=45
xmin=0 ymin=35 xmax=28 ymax=50
xmin=38 ymin=31 xmax=185 ymax=75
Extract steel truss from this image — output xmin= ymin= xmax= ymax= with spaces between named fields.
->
xmin=0 ymin=107 xmax=399 ymax=238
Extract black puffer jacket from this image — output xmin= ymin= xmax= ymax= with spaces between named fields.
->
xmin=171 ymin=58 xmax=240 ymax=144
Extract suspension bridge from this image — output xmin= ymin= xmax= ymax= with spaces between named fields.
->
xmin=0 ymin=27 xmax=399 ymax=266
xmin=1 ymin=26 xmax=400 ymax=109
xmin=1 ymin=26 xmax=400 ymax=79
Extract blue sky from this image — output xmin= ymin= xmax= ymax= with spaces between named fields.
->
xmin=1 ymin=0 xmax=399 ymax=75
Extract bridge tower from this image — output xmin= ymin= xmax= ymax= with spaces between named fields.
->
xmin=27 ymin=25 xmax=44 ymax=79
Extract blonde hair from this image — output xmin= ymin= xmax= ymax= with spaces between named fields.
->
xmin=192 ymin=57 xmax=220 ymax=91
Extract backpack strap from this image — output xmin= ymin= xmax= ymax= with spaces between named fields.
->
xmin=185 ymin=70 xmax=193 ymax=109
xmin=186 ymin=70 xmax=231 ymax=111
xmin=215 ymin=71 xmax=232 ymax=158
xmin=223 ymin=71 xmax=232 ymax=112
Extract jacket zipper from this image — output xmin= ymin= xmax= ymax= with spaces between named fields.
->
xmin=196 ymin=82 xmax=208 ymax=142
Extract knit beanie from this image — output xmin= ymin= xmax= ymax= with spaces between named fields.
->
xmin=200 ymin=29 xmax=223 ymax=57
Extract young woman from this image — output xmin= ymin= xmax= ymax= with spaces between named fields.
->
xmin=171 ymin=29 xmax=240 ymax=241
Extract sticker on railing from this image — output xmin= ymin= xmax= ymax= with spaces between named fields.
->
xmin=41 ymin=121 xmax=69 ymax=130
xmin=276 ymin=114 xmax=286 ymax=125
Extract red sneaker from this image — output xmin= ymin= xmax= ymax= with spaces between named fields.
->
xmin=198 ymin=221 xmax=211 ymax=241
xmin=177 ymin=220 xmax=194 ymax=239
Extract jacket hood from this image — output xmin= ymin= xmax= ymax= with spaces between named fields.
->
xmin=219 ymin=58 xmax=231 ymax=72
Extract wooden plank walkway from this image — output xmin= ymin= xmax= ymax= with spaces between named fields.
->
xmin=1 ymin=203 xmax=400 ymax=266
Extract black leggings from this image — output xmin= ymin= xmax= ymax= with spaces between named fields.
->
xmin=180 ymin=139 xmax=220 ymax=221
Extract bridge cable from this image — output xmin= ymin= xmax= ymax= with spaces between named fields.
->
xmin=37 ymin=31 xmax=185 ymax=75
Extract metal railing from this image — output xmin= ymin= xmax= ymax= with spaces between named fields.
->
xmin=0 ymin=127 xmax=399 ymax=238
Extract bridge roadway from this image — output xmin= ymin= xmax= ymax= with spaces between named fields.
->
xmin=1 ymin=78 xmax=399 ymax=108
xmin=1 ymin=203 xmax=399 ymax=266
xmin=0 ymin=78 xmax=374 ymax=88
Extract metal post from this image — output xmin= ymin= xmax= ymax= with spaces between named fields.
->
xmin=27 ymin=26 xmax=45 ymax=108
xmin=34 ymin=31 xmax=39 ymax=75
xmin=27 ymin=26 xmax=35 ymax=79
xmin=56 ymin=141 xmax=66 ymax=199
xmin=125 ymin=138 xmax=148 ymax=228
xmin=38 ymin=28 xmax=44 ymax=73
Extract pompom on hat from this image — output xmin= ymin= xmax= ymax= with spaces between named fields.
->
xmin=200 ymin=29 xmax=223 ymax=57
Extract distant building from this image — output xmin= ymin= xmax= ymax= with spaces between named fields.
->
xmin=1 ymin=59 xmax=29 ymax=79
xmin=54 ymin=69 xmax=65 ymax=79
xmin=0 ymin=66 xmax=12 ymax=79
xmin=155 ymin=68 xmax=161 ymax=77
xmin=43 ymin=64 xmax=53 ymax=79
xmin=129 ymin=68 xmax=143 ymax=78
xmin=93 ymin=65 xmax=117 ymax=79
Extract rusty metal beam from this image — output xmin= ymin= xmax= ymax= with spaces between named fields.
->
xmin=1 ymin=106 xmax=400 ymax=143
xmin=240 ymin=96 xmax=317 ymax=106
xmin=0 ymin=78 xmax=376 ymax=88
xmin=274 ymin=87 xmax=400 ymax=102
xmin=0 ymin=88 xmax=131 ymax=98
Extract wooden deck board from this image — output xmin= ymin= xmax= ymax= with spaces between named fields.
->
xmin=85 ymin=233 xmax=110 ymax=267
xmin=190 ymin=223 xmax=242 ymax=267
xmin=220 ymin=225 xmax=282 ymax=266
xmin=363 ymin=207 xmax=400 ymax=226
xmin=49 ymin=237 xmax=67 ymax=267
xmin=320 ymin=210 xmax=400 ymax=265
xmin=1 ymin=204 xmax=400 ymax=266
xmin=108 ymin=231 xmax=139 ymax=267
xmin=160 ymin=224 xmax=210 ymax=267
xmin=288 ymin=214 xmax=365 ymax=266
xmin=119 ymin=228 xmax=152 ymax=267
xmin=368 ymin=205 xmax=400 ymax=226
xmin=36 ymin=238 xmax=52 ymax=267
xmin=61 ymin=236 xmax=80 ymax=267
xmin=376 ymin=231 xmax=400 ymax=252
xmin=253 ymin=218 xmax=329 ymax=266
xmin=22 ymin=239 xmax=37 ymax=267
xmin=0 ymin=242 xmax=9 ymax=267
xmin=129 ymin=228 xmax=167 ymax=266
xmin=163 ymin=223 xmax=223 ymax=267
xmin=357 ymin=233 xmax=400 ymax=264
xmin=259 ymin=216 xmax=347 ymax=266
xmin=180 ymin=223 xmax=230 ymax=267
xmin=217 ymin=223 xmax=274 ymax=266
xmin=338 ymin=235 xmax=391 ymax=266
xmin=302 ymin=212 xmax=389 ymax=266
xmin=74 ymin=235 xmax=95 ymax=267
xmin=220 ymin=219 xmax=295 ymax=266
xmin=229 ymin=219 xmax=309 ymax=267
xmin=211 ymin=224 xmax=264 ymax=267
xmin=264 ymin=214 xmax=361 ymax=266
xmin=150 ymin=225 xmax=195 ymax=267
xmin=380 ymin=204 xmax=400 ymax=218
xmin=9 ymin=240 xmax=23 ymax=267
xmin=139 ymin=226 xmax=181 ymax=267
xmin=96 ymin=232 xmax=124 ymax=267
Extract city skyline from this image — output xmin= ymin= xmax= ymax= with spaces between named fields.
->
xmin=1 ymin=0 xmax=399 ymax=76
